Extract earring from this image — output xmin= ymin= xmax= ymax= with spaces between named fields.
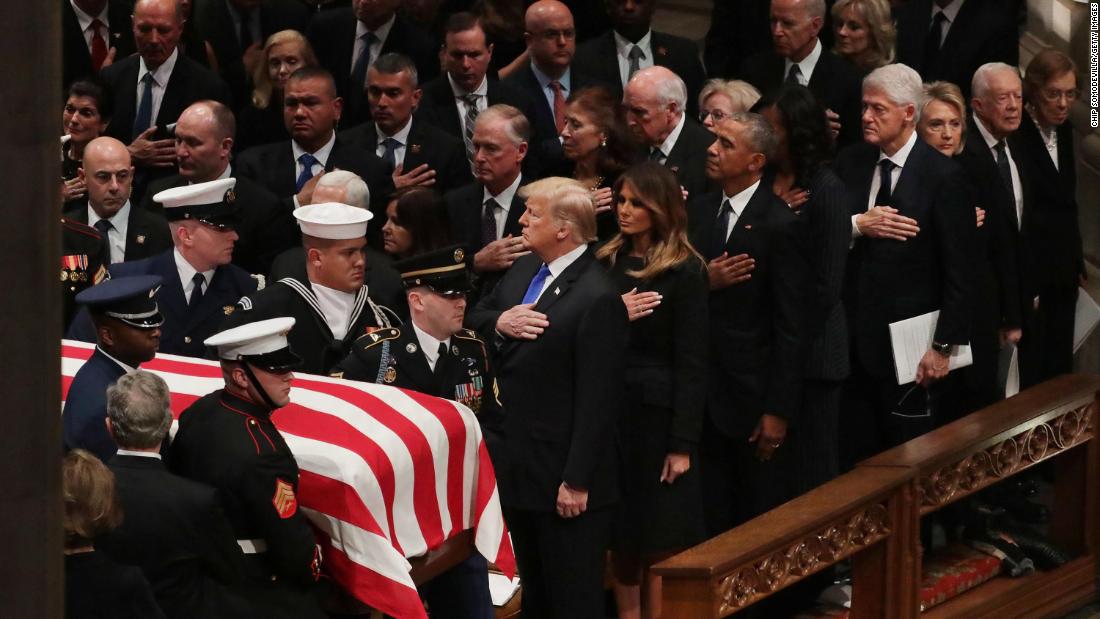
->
xmin=600 ymin=137 xmax=608 ymax=148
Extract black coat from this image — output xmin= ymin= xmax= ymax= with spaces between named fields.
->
xmin=230 ymin=276 xmax=401 ymax=375
xmin=894 ymin=0 xmax=1019 ymax=99
xmin=833 ymin=137 xmax=973 ymax=378
xmin=737 ymin=47 xmax=863 ymax=147
xmin=62 ymin=201 xmax=174 ymax=263
xmin=140 ymin=172 xmax=296 ymax=275
xmin=574 ymin=30 xmax=706 ymax=116
xmin=415 ymin=74 xmax=537 ymax=143
xmin=444 ymin=180 xmax=526 ymax=303
xmin=703 ymin=0 xmax=772 ymax=80
xmin=688 ymin=185 xmax=810 ymax=437
xmin=61 ymin=217 xmax=108 ymax=330
xmin=339 ymin=118 xmax=472 ymax=194
xmin=501 ymin=65 xmax=601 ymax=168
xmin=61 ymin=0 xmax=135 ymax=89
xmin=65 ymin=551 xmax=165 ymax=619
xmin=192 ymin=0 xmax=311 ymax=110
xmin=467 ymin=248 xmax=629 ymax=511
xmin=306 ymin=10 xmax=440 ymax=122
xmin=663 ymin=117 xmax=716 ymax=200
xmin=99 ymin=455 xmax=257 ymax=619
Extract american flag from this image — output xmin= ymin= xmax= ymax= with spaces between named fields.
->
xmin=61 ymin=341 xmax=515 ymax=619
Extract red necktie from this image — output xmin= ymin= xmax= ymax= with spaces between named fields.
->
xmin=90 ymin=19 xmax=108 ymax=71
xmin=550 ymin=80 xmax=566 ymax=134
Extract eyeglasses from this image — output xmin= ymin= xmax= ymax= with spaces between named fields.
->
xmin=699 ymin=109 xmax=730 ymax=123
xmin=531 ymin=28 xmax=576 ymax=41
xmin=890 ymin=384 xmax=933 ymax=419
xmin=1040 ymin=88 xmax=1080 ymax=103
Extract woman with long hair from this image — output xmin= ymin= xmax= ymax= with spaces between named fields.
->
xmin=561 ymin=86 xmax=643 ymax=240
xmin=381 ymin=187 xmax=453 ymax=259
xmin=236 ymin=30 xmax=318 ymax=152
xmin=597 ymin=161 xmax=708 ymax=619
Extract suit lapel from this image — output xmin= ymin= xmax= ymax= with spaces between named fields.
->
xmin=125 ymin=208 xmax=146 ymax=260
xmin=117 ymin=59 xmax=141 ymax=138
xmin=532 ymin=249 xmax=592 ymax=314
xmin=156 ymin=61 xmax=186 ymax=127
xmin=276 ymin=142 xmax=296 ymax=197
xmin=186 ymin=265 xmax=236 ymax=331
xmin=725 ymin=185 xmax=765 ymax=252
xmin=503 ymin=192 xmax=526 ymax=237
xmin=404 ymin=120 xmax=426 ymax=169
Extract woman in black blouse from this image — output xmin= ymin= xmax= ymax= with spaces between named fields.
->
xmin=237 ymin=30 xmax=318 ymax=153
xmin=380 ymin=187 xmax=453 ymax=259
xmin=60 ymin=80 xmax=112 ymax=207
xmin=755 ymin=84 xmax=851 ymax=487
xmin=597 ymin=161 xmax=708 ymax=619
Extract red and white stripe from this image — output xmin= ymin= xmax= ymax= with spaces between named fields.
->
xmin=61 ymin=341 xmax=515 ymax=619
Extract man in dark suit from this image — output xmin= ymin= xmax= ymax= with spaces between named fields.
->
xmin=445 ymin=105 xmax=530 ymax=304
xmin=306 ymin=0 xmax=440 ymax=123
xmin=62 ymin=0 xmax=135 ymax=88
xmin=703 ymin=0 xmax=772 ymax=81
xmin=687 ymin=113 xmax=809 ymax=532
xmin=737 ymin=0 xmax=862 ymax=147
xmin=63 ymin=275 xmax=164 ymax=462
xmin=836 ymin=63 xmax=972 ymax=465
xmin=622 ymin=66 xmax=715 ymax=199
xmin=415 ymin=12 xmax=536 ymax=166
xmin=140 ymin=100 xmax=294 ymax=275
xmin=895 ymin=0 xmax=1019 ymax=99
xmin=192 ymin=0 xmax=311 ymax=110
xmin=502 ymin=0 xmax=598 ymax=169
xmin=340 ymin=53 xmax=472 ymax=196
xmin=467 ymin=177 xmax=628 ymax=619
xmin=574 ymin=0 xmax=706 ymax=115
xmin=64 ymin=137 xmax=173 ymax=264
xmin=235 ymin=66 xmax=394 ymax=246
xmin=98 ymin=370 xmax=259 ymax=619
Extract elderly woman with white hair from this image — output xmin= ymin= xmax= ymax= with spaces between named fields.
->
xmin=697 ymin=79 xmax=761 ymax=133
xmin=834 ymin=63 xmax=974 ymax=465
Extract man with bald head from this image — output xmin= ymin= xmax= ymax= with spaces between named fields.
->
xmin=140 ymin=100 xmax=291 ymax=274
xmin=64 ymin=136 xmax=172 ymax=264
xmin=503 ymin=0 xmax=598 ymax=167
xmin=100 ymin=0 xmax=231 ymax=201
xmin=623 ymin=66 xmax=715 ymax=198
xmin=738 ymin=0 xmax=863 ymax=146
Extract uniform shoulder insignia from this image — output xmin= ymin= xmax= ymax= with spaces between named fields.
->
xmin=236 ymin=296 xmax=254 ymax=311
xmin=356 ymin=327 xmax=400 ymax=349
xmin=250 ymin=273 xmax=266 ymax=290
xmin=453 ymin=328 xmax=484 ymax=342
xmin=272 ymin=478 xmax=298 ymax=519
xmin=61 ymin=217 xmax=102 ymax=240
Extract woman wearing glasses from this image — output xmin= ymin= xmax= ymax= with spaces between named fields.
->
xmin=1012 ymin=49 xmax=1085 ymax=383
xmin=697 ymin=79 xmax=760 ymax=133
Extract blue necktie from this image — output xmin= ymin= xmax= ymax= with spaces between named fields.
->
xmin=380 ymin=137 xmax=399 ymax=169
xmin=521 ymin=264 xmax=551 ymax=305
xmin=295 ymin=153 xmax=319 ymax=192
xmin=348 ymin=32 xmax=376 ymax=114
xmin=132 ymin=72 xmax=155 ymax=140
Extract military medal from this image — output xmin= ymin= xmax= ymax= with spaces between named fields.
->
xmin=60 ymin=269 xmax=69 ymax=282
xmin=384 ymin=366 xmax=397 ymax=383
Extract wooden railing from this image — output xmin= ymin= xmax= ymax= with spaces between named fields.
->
xmin=653 ymin=375 xmax=1100 ymax=618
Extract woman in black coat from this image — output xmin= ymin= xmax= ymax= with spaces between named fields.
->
xmin=597 ymin=161 xmax=708 ymax=619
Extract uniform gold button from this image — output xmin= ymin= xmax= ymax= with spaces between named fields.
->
xmin=184 ymin=336 xmax=192 ymax=344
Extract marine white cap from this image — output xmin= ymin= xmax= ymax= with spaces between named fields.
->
xmin=293 ymin=202 xmax=372 ymax=240
xmin=205 ymin=316 xmax=296 ymax=361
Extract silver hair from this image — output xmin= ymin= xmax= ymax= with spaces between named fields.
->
xmin=863 ymin=63 xmax=924 ymax=121
xmin=972 ymin=62 xmax=1021 ymax=101
xmin=699 ymin=79 xmax=762 ymax=114
xmin=727 ymin=111 xmax=779 ymax=161
xmin=316 ymin=170 xmax=370 ymax=210
xmin=474 ymin=104 xmax=532 ymax=146
xmin=106 ymin=370 xmax=172 ymax=449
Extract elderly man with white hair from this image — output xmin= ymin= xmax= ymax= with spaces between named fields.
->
xmin=623 ymin=65 xmax=715 ymax=198
xmin=468 ymin=177 xmax=628 ymax=618
xmin=834 ymin=62 xmax=973 ymax=465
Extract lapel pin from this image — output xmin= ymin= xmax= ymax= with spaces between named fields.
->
xmin=743 ymin=224 xmax=752 ymax=230
xmin=410 ymin=144 xmax=422 ymax=154
xmin=670 ymin=165 xmax=680 ymax=173
xmin=657 ymin=46 xmax=668 ymax=56
xmin=136 ymin=235 xmax=146 ymax=244
xmin=554 ymin=287 xmax=560 ymax=295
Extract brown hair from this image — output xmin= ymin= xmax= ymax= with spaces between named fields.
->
xmin=1023 ymin=49 xmax=1077 ymax=107
xmin=389 ymin=187 xmax=452 ymax=257
xmin=565 ymin=86 xmax=640 ymax=178
xmin=597 ymin=161 xmax=704 ymax=280
xmin=63 ymin=449 xmax=123 ymax=549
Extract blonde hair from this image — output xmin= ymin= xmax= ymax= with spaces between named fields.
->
xmin=699 ymin=79 xmax=761 ymax=115
xmin=251 ymin=30 xmax=318 ymax=110
xmin=63 ymin=449 xmax=123 ymax=549
xmin=520 ymin=177 xmax=597 ymax=243
xmin=596 ymin=162 xmax=704 ymax=280
xmin=831 ymin=0 xmax=896 ymax=70
xmin=920 ymin=81 xmax=967 ymax=155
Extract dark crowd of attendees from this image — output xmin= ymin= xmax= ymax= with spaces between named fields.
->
xmin=57 ymin=0 xmax=1085 ymax=617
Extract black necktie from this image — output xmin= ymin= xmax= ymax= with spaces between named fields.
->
xmin=786 ymin=63 xmax=802 ymax=85
xmin=189 ymin=273 xmax=205 ymax=309
xmin=433 ymin=342 xmax=450 ymax=390
xmin=710 ymin=200 xmax=733 ymax=259
xmin=923 ymin=11 xmax=947 ymax=72
xmin=993 ymin=140 xmax=1015 ymax=203
xmin=380 ymin=137 xmax=399 ymax=169
xmin=875 ymin=159 xmax=896 ymax=207
xmin=481 ymin=199 xmax=499 ymax=246
xmin=94 ymin=219 xmax=113 ymax=264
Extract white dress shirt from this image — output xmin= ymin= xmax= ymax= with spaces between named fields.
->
xmin=312 ymin=283 xmax=356 ymax=340
xmin=88 ymin=200 xmax=131 ymax=264
xmin=1031 ymin=114 xmax=1059 ymax=170
xmin=482 ymin=173 xmax=522 ymax=240
xmin=174 ymin=248 xmax=214 ymax=304
xmin=718 ymin=179 xmax=761 ymax=245
xmin=783 ymin=38 xmax=823 ymax=86
xmin=973 ymin=112 xmax=1023 ymax=228
xmin=351 ymin=13 xmax=395 ymax=86
xmin=851 ymin=130 xmax=919 ymax=238
xmin=530 ymin=62 xmax=571 ymax=119
xmin=931 ymin=0 xmax=964 ymax=46
xmin=413 ymin=323 xmax=451 ymax=372
xmin=70 ymin=0 xmax=109 ymax=51
xmin=375 ymin=117 xmax=414 ymax=168
xmin=653 ymin=112 xmax=686 ymax=163
xmin=136 ymin=48 xmax=180 ymax=131
xmin=449 ymin=74 xmax=489 ymax=136
xmin=530 ymin=243 xmax=588 ymax=304
xmin=614 ymin=30 xmax=654 ymax=86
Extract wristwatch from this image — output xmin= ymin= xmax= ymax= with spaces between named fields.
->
xmin=931 ymin=341 xmax=953 ymax=357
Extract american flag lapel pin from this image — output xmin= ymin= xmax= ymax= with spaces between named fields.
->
xmin=136 ymin=235 xmax=146 ymax=244
xmin=743 ymin=224 xmax=752 ymax=230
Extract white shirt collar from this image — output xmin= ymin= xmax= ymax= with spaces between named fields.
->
xmin=483 ymin=172 xmax=522 ymax=207
xmin=722 ymin=179 xmax=762 ymax=219
xmin=656 ymin=112 xmax=687 ymax=157
xmin=173 ymin=247 xmax=214 ymax=294
xmin=355 ymin=12 xmax=396 ymax=44
xmin=934 ymin=0 xmax=964 ymax=23
xmin=784 ymin=38 xmax=822 ymax=84
xmin=878 ymin=129 xmax=919 ymax=167
xmin=546 ymin=242 xmax=588 ymax=279
xmin=530 ymin=61 xmax=571 ymax=93
xmin=377 ymin=116 xmax=413 ymax=143
xmin=448 ymin=73 xmax=488 ymax=98
xmin=114 ymin=449 xmax=162 ymax=460
xmin=614 ymin=30 xmax=652 ymax=58
xmin=972 ymin=111 xmax=1007 ymax=151
xmin=292 ymin=131 xmax=337 ymax=165
xmin=138 ymin=47 xmax=179 ymax=87
xmin=412 ymin=322 xmax=450 ymax=370
xmin=70 ymin=0 xmax=108 ymax=32
xmin=97 ymin=346 xmax=137 ymax=373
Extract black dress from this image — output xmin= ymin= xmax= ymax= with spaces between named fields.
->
xmin=65 ymin=550 xmax=166 ymax=619
xmin=236 ymin=101 xmax=290 ymax=154
xmin=606 ymin=253 xmax=708 ymax=556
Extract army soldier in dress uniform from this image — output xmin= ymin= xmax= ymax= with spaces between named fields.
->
xmin=61 ymin=216 xmax=108 ymax=330
xmin=230 ymin=202 xmax=400 ymax=375
xmin=167 ymin=317 xmax=326 ymax=619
